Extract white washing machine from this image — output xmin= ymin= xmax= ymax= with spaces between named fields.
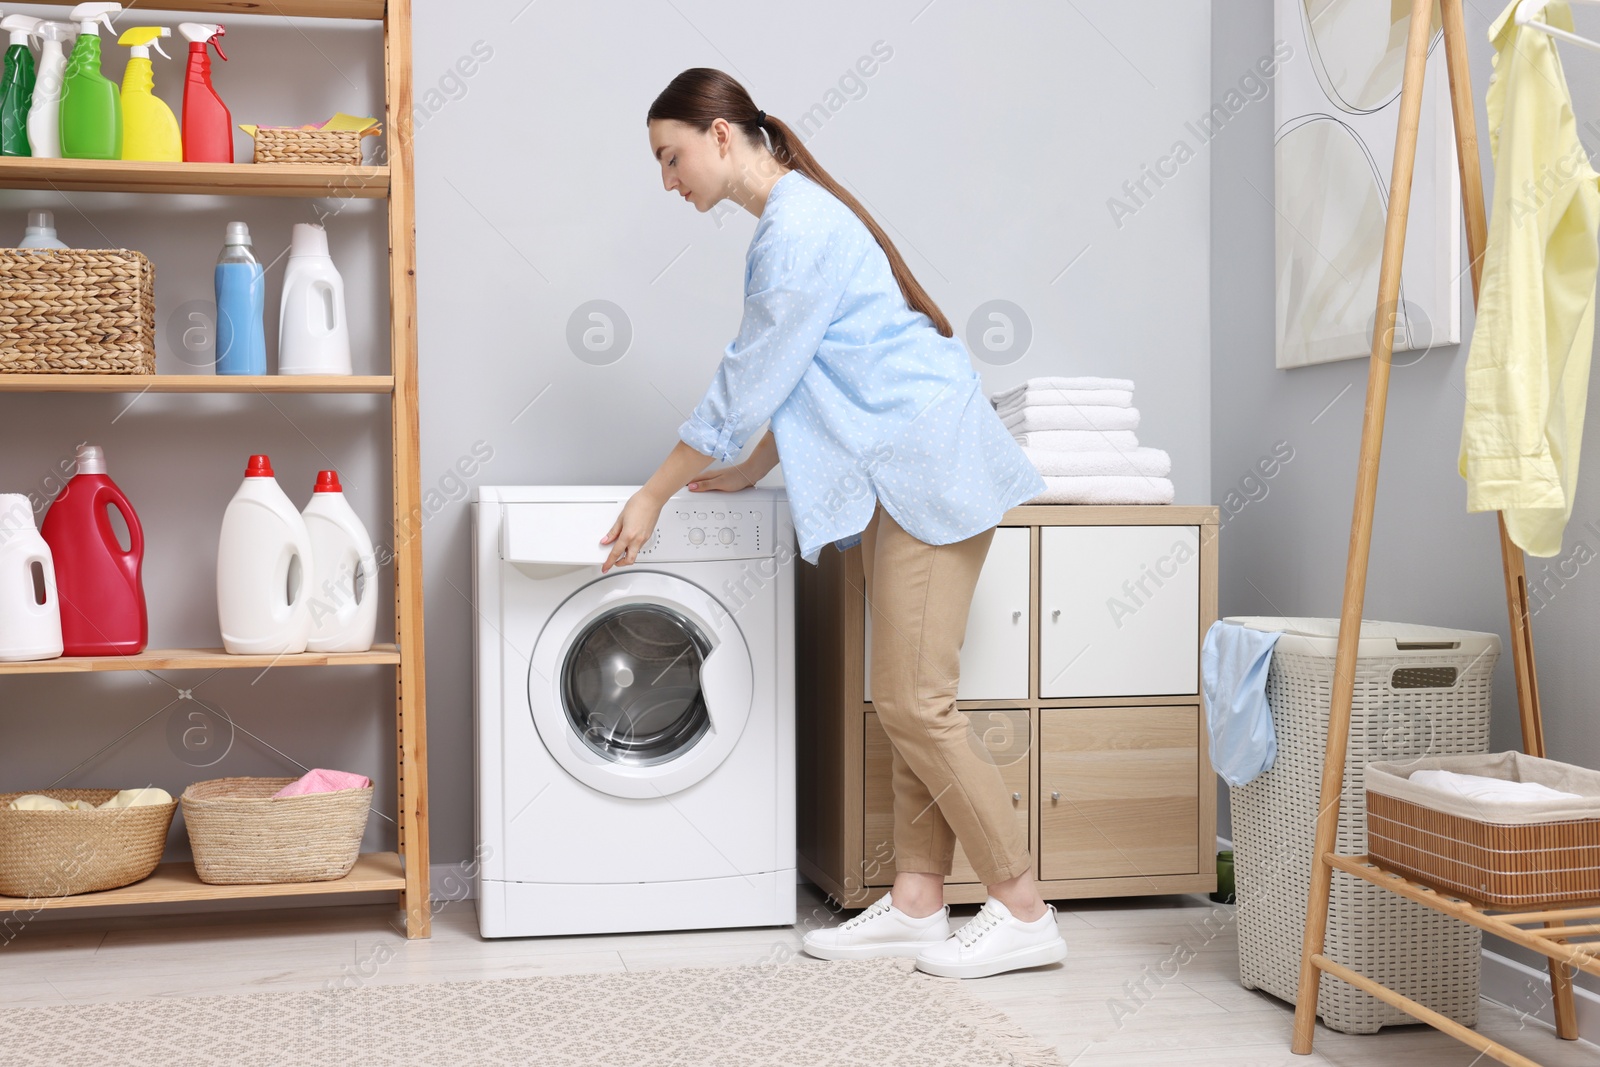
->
xmin=473 ymin=485 xmax=796 ymax=938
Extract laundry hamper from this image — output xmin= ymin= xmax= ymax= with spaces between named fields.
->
xmin=1367 ymin=752 xmax=1600 ymax=908
xmin=1224 ymin=617 xmax=1497 ymax=1034
xmin=181 ymin=777 xmax=371 ymax=884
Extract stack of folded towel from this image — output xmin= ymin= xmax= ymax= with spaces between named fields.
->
xmin=991 ymin=376 xmax=1174 ymax=504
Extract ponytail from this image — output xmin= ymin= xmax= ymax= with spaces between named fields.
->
xmin=648 ymin=68 xmax=953 ymax=338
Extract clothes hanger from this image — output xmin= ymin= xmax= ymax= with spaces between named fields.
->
xmin=1516 ymin=0 xmax=1600 ymax=52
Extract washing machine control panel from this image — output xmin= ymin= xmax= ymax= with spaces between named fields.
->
xmin=643 ymin=504 xmax=773 ymax=561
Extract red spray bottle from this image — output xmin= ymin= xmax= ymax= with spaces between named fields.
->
xmin=40 ymin=444 xmax=147 ymax=656
xmin=179 ymin=22 xmax=229 ymax=163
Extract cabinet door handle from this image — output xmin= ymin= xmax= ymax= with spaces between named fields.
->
xmin=1012 ymin=791 xmax=1021 ymax=802
xmin=1051 ymin=608 xmax=1061 ymax=620
xmin=1050 ymin=790 xmax=1061 ymax=802
xmin=1012 ymin=610 xmax=1021 ymax=623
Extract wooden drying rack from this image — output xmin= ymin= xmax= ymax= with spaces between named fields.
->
xmin=1291 ymin=1 xmax=1596 ymax=1062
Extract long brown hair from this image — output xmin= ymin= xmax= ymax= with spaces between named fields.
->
xmin=648 ymin=67 xmax=952 ymax=338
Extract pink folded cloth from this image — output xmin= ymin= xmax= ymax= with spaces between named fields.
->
xmin=272 ymin=768 xmax=372 ymax=798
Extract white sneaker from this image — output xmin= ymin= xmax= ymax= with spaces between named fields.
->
xmin=914 ymin=897 xmax=1068 ymax=978
xmin=802 ymin=892 xmax=951 ymax=961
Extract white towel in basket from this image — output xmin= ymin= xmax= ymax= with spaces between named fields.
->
xmin=1410 ymin=769 xmax=1582 ymax=803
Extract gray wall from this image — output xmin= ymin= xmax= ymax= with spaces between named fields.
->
xmin=1211 ymin=2 xmax=1600 ymax=998
xmin=0 ymin=4 xmax=1211 ymax=896
xmin=414 ymin=0 xmax=1212 ymax=869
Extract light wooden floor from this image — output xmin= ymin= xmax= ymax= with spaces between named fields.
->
xmin=4 ymin=882 xmax=1595 ymax=1065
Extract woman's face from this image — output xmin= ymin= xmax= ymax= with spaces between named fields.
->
xmin=649 ymin=118 xmax=729 ymax=213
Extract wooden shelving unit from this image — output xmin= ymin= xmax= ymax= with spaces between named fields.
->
xmin=0 ymin=374 xmax=395 ymax=393
xmin=0 ymin=158 xmax=388 ymax=198
xmin=0 ymin=645 xmax=401 ymax=675
xmin=0 ymin=0 xmax=430 ymax=938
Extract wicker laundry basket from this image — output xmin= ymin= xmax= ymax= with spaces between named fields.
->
xmin=1367 ymin=752 xmax=1600 ymax=908
xmin=1224 ymin=617 xmax=1497 ymax=1035
xmin=0 ymin=788 xmax=176 ymax=897
xmin=0 ymin=248 xmax=157 ymax=374
xmin=181 ymin=776 xmax=372 ymax=885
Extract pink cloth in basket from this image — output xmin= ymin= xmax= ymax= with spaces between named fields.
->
xmin=272 ymin=768 xmax=372 ymax=798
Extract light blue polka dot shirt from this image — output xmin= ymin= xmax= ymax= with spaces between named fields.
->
xmin=678 ymin=169 xmax=1046 ymax=566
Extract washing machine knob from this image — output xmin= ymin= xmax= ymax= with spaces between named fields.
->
xmin=718 ymin=527 xmax=734 ymax=545
xmin=688 ymin=527 xmax=705 ymax=545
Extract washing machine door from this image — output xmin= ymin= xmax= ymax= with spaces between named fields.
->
xmin=528 ymin=571 xmax=754 ymax=799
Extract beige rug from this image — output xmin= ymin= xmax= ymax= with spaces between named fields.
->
xmin=1 ymin=957 xmax=1066 ymax=1066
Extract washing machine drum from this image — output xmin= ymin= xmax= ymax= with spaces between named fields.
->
xmin=562 ymin=604 xmax=711 ymax=766
xmin=529 ymin=573 xmax=754 ymax=799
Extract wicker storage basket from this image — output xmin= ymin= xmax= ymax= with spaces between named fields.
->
xmin=1367 ymin=752 xmax=1600 ymax=908
xmin=252 ymin=127 xmax=366 ymax=165
xmin=0 ymin=788 xmax=175 ymax=897
xmin=0 ymin=248 xmax=156 ymax=374
xmin=181 ymin=776 xmax=372 ymax=885
xmin=1225 ymin=617 xmax=1496 ymax=1035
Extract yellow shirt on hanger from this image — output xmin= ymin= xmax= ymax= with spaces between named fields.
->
xmin=1460 ymin=0 xmax=1600 ymax=557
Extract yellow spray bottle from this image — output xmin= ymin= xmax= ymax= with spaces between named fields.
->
xmin=117 ymin=26 xmax=179 ymax=161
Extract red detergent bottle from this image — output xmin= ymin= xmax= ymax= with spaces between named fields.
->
xmin=40 ymin=444 xmax=148 ymax=656
xmin=178 ymin=22 xmax=230 ymax=163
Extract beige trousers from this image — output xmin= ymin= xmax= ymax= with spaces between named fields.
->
xmin=857 ymin=501 xmax=1033 ymax=885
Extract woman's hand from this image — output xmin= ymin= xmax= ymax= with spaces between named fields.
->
xmin=690 ymin=430 xmax=777 ymax=492
xmin=687 ymin=464 xmax=758 ymax=493
xmin=600 ymin=490 xmax=665 ymax=573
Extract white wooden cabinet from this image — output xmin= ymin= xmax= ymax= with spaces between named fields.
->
xmin=797 ymin=504 xmax=1219 ymax=907
xmin=1039 ymin=525 xmax=1201 ymax=698
xmin=864 ymin=525 xmax=1031 ymax=701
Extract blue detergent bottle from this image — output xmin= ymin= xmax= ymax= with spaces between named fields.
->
xmin=214 ymin=220 xmax=266 ymax=375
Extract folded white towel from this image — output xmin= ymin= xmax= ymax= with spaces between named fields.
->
xmin=1013 ymin=429 xmax=1140 ymax=452
xmin=994 ymin=388 xmax=1133 ymax=414
xmin=1002 ymin=405 xmax=1140 ymax=433
xmin=1020 ymin=446 xmax=1171 ymax=478
xmin=1410 ymin=769 xmax=1584 ymax=803
xmin=1011 ymin=428 xmax=1139 ymax=454
xmin=1026 ymin=476 xmax=1175 ymax=505
xmin=991 ymin=376 xmax=1135 ymax=405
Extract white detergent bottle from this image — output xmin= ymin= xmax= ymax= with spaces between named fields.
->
xmin=217 ymin=454 xmax=314 ymax=655
xmin=27 ymin=22 xmax=76 ymax=160
xmin=277 ymin=222 xmax=352 ymax=375
xmin=301 ymin=469 xmax=377 ymax=653
xmin=19 ymin=210 xmax=69 ymax=249
xmin=0 ymin=494 xmax=63 ymax=662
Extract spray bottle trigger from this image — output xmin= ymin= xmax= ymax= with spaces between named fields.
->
xmin=209 ymin=25 xmax=226 ymax=62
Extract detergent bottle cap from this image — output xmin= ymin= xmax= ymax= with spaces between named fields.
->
xmin=289 ymin=222 xmax=329 ymax=258
xmin=224 ymin=220 xmax=252 ymax=246
xmin=0 ymin=15 xmax=41 ymax=46
xmin=69 ymin=3 xmax=122 ymax=38
xmin=313 ymin=470 xmax=343 ymax=493
xmin=245 ymin=454 xmax=274 ymax=478
xmin=178 ymin=21 xmax=225 ymax=59
xmin=27 ymin=210 xmax=57 ymax=233
xmin=117 ymin=25 xmax=171 ymax=60
xmin=0 ymin=493 xmax=34 ymax=535
xmin=75 ymin=444 xmax=107 ymax=476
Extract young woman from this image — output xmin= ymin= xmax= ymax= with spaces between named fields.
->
xmin=600 ymin=67 xmax=1064 ymax=979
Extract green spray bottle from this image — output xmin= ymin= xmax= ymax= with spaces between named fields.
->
xmin=0 ymin=15 xmax=40 ymax=156
xmin=60 ymin=2 xmax=123 ymax=160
